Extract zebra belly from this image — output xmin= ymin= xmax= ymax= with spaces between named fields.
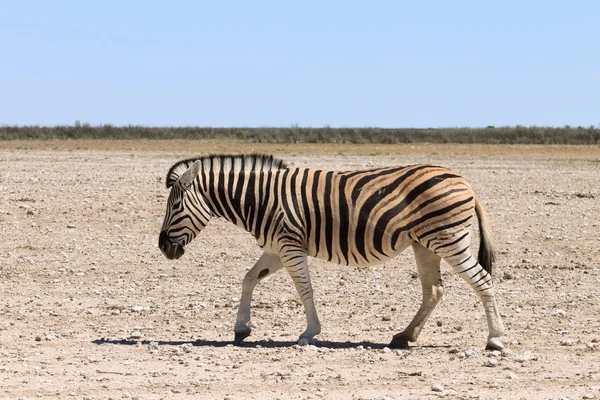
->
xmin=307 ymin=231 xmax=414 ymax=267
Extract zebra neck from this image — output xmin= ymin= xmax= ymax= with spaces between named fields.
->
xmin=200 ymin=170 xmax=269 ymax=234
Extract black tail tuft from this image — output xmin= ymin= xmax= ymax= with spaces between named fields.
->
xmin=475 ymin=197 xmax=496 ymax=276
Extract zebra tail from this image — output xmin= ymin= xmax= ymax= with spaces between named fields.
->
xmin=474 ymin=196 xmax=496 ymax=275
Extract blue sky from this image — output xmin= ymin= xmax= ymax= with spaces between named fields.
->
xmin=1 ymin=1 xmax=598 ymax=128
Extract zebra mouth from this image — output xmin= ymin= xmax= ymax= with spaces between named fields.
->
xmin=159 ymin=232 xmax=185 ymax=260
xmin=162 ymin=243 xmax=185 ymax=260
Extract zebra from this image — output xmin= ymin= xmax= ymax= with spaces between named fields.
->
xmin=158 ymin=154 xmax=505 ymax=350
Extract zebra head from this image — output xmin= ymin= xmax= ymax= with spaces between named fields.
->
xmin=159 ymin=160 xmax=211 ymax=260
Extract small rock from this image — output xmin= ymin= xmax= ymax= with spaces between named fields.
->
xmin=181 ymin=343 xmax=193 ymax=353
xmin=356 ymin=345 xmax=364 ymax=350
xmin=456 ymin=349 xmax=480 ymax=359
xmin=276 ymin=370 xmax=291 ymax=377
xmin=515 ymin=351 xmax=537 ymax=362
xmin=487 ymin=350 xmax=502 ymax=358
xmin=552 ymin=309 xmax=566 ymax=317
xmin=121 ymin=393 xmax=132 ymax=399
xmin=560 ymin=339 xmax=574 ymax=346
xmin=129 ymin=331 xmax=143 ymax=339
xmin=484 ymin=358 xmax=499 ymax=367
xmin=67 ymin=224 xmax=77 ymax=229
xmin=582 ymin=395 xmax=596 ymax=399
xmin=381 ymin=315 xmax=392 ymax=321
xmin=436 ymin=320 xmax=443 ymax=327
xmin=506 ymin=372 xmax=518 ymax=380
xmin=35 ymin=336 xmax=42 ymax=342
xmin=431 ymin=384 xmax=444 ymax=392
xmin=45 ymin=333 xmax=58 ymax=341
xmin=382 ymin=347 xmax=391 ymax=353
xmin=501 ymin=349 xmax=513 ymax=357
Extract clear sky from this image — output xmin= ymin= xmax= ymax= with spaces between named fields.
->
xmin=1 ymin=1 xmax=598 ymax=128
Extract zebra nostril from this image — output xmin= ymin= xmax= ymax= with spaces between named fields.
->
xmin=159 ymin=231 xmax=170 ymax=251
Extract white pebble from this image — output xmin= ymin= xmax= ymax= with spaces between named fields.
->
xmin=552 ymin=309 xmax=566 ymax=317
xmin=484 ymin=358 xmax=499 ymax=367
xmin=129 ymin=331 xmax=143 ymax=339
xmin=515 ymin=351 xmax=537 ymax=362
xmin=560 ymin=339 xmax=574 ymax=346
xmin=431 ymin=384 xmax=444 ymax=392
xmin=500 ymin=349 xmax=513 ymax=357
xmin=464 ymin=349 xmax=479 ymax=358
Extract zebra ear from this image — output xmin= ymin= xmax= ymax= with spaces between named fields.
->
xmin=178 ymin=161 xmax=201 ymax=190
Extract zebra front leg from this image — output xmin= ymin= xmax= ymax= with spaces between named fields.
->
xmin=390 ymin=243 xmax=443 ymax=349
xmin=234 ymin=252 xmax=283 ymax=344
xmin=281 ymin=251 xmax=321 ymax=346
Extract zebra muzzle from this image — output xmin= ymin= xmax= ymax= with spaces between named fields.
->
xmin=159 ymin=231 xmax=185 ymax=260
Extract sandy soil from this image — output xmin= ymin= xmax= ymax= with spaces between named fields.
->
xmin=1 ymin=143 xmax=599 ymax=400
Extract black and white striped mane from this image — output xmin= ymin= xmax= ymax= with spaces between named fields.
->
xmin=165 ymin=154 xmax=288 ymax=189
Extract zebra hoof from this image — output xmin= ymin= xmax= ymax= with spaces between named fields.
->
xmin=388 ymin=336 xmax=410 ymax=349
xmin=485 ymin=338 xmax=504 ymax=351
xmin=298 ymin=337 xmax=315 ymax=346
xmin=234 ymin=330 xmax=251 ymax=344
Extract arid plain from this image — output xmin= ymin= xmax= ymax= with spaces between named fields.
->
xmin=1 ymin=141 xmax=599 ymax=399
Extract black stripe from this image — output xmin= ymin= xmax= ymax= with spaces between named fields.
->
xmin=289 ymin=169 xmax=304 ymax=236
xmin=253 ymin=171 xmax=270 ymax=240
xmin=448 ymin=245 xmax=470 ymax=258
xmin=390 ymin=197 xmax=473 ymax=247
xmin=207 ymin=169 xmax=225 ymax=217
xmin=355 ymin=165 xmax=430 ymax=260
xmin=218 ymin=165 xmax=238 ymax=225
xmin=434 ymin=231 xmax=470 ymax=251
xmin=350 ymin=166 xmax=409 ymax=206
xmin=280 ymin=169 xmax=304 ymax=234
xmin=262 ymin=172 xmax=281 ymax=244
xmin=403 ymin=187 xmax=467 ymax=221
xmin=244 ymin=171 xmax=256 ymax=232
xmin=300 ymin=169 xmax=312 ymax=248
xmin=323 ymin=171 xmax=334 ymax=261
xmin=338 ymin=174 xmax=349 ymax=265
xmin=372 ymin=173 xmax=460 ymax=255
xmin=417 ymin=213 xmax=473 ymax=241
xmin=311 ymin=170 xmax=322 ymax=255
xmin=270 ymin=211 xmax=284 ymax=245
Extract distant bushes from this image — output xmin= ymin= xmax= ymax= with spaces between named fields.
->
xmin=1 ymin=125 xmax=599 ymax=144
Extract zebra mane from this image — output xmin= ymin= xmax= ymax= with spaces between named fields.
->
xmin=165 ymin=154 xmax=288 ymax=188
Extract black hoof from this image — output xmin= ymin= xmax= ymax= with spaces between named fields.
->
xmin=389 ymin=338 xmax=410 ymax=350
xmin=234 ymin=331 xmax=251 ymax=344
xmin=485 ymin=343 xmax=502 ymax=351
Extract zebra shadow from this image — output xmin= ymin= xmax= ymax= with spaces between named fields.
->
xmin=92 ymin=338 xmax=450 ymax=350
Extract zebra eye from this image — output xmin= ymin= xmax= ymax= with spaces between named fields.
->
xmin=172 ymin=200 xmax=182 ymax=209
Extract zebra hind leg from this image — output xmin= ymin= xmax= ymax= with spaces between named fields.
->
xmin=233 ymin=252 xmax=283 ymax=344
xmin=390 ymin=243 xmax=443 ymax=349
xmin=443 ymin=246 xmax=505 ymax=350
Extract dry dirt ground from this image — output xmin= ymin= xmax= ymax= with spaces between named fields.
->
xmin=1 ymin=142 xmax=599 ymax=400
